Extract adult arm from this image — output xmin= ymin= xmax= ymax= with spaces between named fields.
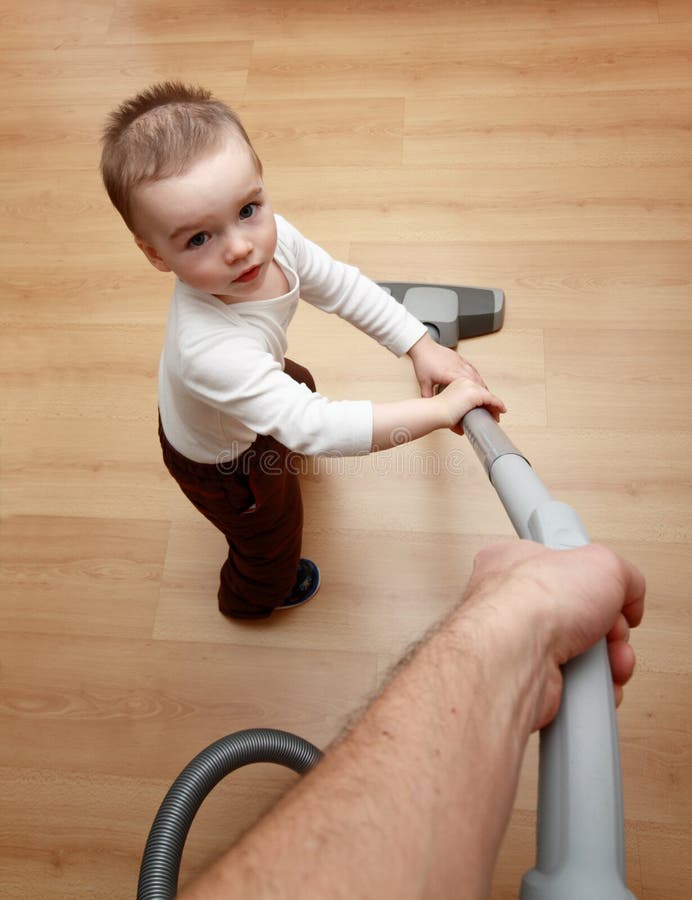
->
xmin=177 ymin=541 xmax=644 ymax=900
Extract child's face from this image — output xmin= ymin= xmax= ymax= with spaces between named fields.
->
xmin=132 ymin=136 xmax=278 ymax=303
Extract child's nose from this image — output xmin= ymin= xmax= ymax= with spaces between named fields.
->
xmin=223 ymin=233 xmax=252 ymax=263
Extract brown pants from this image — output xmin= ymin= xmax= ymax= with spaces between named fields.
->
xmin=158 ymin=359 xmax=317 ymax=619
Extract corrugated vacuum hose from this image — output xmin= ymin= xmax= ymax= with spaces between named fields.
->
xmin=136 ymin=728 xmax=323 ymax=899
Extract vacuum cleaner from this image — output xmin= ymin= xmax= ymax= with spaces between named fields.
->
xmin=137 ymin=284 xmax=635 ymax=899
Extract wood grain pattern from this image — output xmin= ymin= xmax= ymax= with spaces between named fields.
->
xmin=1 ymin=2 xmax=690 ymax=898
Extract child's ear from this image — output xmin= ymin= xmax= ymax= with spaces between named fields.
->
xmin=134 ymin=235 xmax=172 ymax=273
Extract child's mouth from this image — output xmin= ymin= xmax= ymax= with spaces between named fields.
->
xmin=234 ymin=265 xmax=261 ymax=283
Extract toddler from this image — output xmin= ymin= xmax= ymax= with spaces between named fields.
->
xmin=100 ymin=82 xmax=505 ymax=619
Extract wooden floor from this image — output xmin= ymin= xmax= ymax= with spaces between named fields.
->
xmin=2 ymin=1 xmax=691 ymax=897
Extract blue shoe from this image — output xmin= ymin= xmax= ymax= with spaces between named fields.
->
xmin=277 ymin=559 xmax=320 ymax=610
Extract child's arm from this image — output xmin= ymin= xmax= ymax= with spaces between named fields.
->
xmin=278 ymin=216 xmax=428 ymax=356
xmin=407 ymin=331 xmax=487 ymax=396
xmin=277 ymin=217 xmax=492 ymax=395
xmin=371 ymin=377 xmax=505 ymax=451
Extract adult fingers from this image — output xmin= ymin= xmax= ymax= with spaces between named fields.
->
xmin=616 ymin=553 xmax=646 ymax=629
xmin=607 ymin=637 xmax=636 ymax=688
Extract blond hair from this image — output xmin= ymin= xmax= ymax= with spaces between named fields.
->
xmin=100 ymin=82 xmax=262 ymax=232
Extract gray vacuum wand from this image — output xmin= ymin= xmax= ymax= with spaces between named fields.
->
xmin=461 ymin=407 xmax=636 ymax=900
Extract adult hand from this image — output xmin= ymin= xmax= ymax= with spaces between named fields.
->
xmin=461 ymin=540 xmax=645 ymax=731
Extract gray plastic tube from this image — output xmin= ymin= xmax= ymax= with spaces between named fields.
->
xmin=137 ymin=728 xmax=323 ymax=899
xmin=461 ymin=408 xmax=635 ymax=900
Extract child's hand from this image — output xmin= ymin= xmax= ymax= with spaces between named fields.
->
xmin=436 ymin=377 xmax=506 ymax=434
xmin=407 ymin=333 xmax=486 ymax=397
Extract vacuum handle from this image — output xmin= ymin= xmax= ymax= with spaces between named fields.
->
xmin=520 ymin=503 xmax=634 ymax=900
xmin=461 ymin=409 xmax=636 ymax=900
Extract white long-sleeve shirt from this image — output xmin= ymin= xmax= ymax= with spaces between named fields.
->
xmin=158 ymin=214 xmax=427 ymax=463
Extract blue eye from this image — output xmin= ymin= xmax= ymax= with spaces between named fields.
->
xmin=239 ymin=203 xmax=256 ymax=220
xmin=188 ymin=232 xmax=209 ymax=248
